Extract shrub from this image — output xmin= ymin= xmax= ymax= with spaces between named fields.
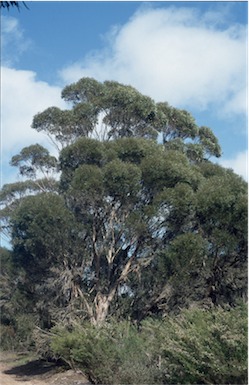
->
xmin=0 ymin=313 xmax=37 ymax=351
xmin=0 ymin=324 xmax=16 ymax=351
xmin=142 ymin=303 xmax=248 ymax=384
xmin=51 ymin=320 xmax=162 ymax=384
xmin=50 ymin=304 xmax=247 ymax=384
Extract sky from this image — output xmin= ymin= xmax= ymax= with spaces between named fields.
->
xmin=1 ymin=0 xmax=248 ymax=190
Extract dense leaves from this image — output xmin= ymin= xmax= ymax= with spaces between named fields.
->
xmin=11 ymin=193 xmax=74 ymax=272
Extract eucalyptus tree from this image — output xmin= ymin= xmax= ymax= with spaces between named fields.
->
xmin=1 ymin=77 xmax=246 ymax=327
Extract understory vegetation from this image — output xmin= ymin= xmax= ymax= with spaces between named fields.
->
xmin=49 ymin=305 xmax=247 ymax=384
xmin=1 ymin=304 xmax=247 ymax=384
xmin=0 ymin=78 xmax=247 ymax=384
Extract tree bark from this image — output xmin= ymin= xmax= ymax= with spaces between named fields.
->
xmin=93 ymin=288 xmax=116 ymax=325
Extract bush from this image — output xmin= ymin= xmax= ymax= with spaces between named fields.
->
xmin=50 ymin=304 xmax=247 ymax=384
xmin=51 ymin=320 xmax=162 ymax=384
xmin=0 ymin=324 xmax=16 ymax=351
xmin=142 ymin=303 xmax=248 ymax=384
xmin=0 ymin=314 xmax=37 ymax=351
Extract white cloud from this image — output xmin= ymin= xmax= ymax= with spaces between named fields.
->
xmin=221 ymin=87 xmax=247 ymax=117
xmin=60 ymin=6 xmax=247 ymax=116
xmin=1 ymin=66 xmax=67 ymax=165
xmin=1 ymin=15 xmax=31 ymax=65
xmin=219 ymin=150 xmax=248 ymax=180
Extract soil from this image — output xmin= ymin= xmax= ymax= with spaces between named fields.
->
xmin=0 ymin=352 xmax=91 ymax=385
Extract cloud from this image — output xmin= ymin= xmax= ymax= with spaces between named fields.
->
xmin=221 ymin=87 xmax=247 ymax=117
xmin=219 ymin=150 xmax=248 ymax=180
xmin=1 ymin=15 xmax=31 ymax=65
xmin=1 ymin=66 xmax=67 ymax=164
xmin=60 ymin=6 xmax=247 ymax=116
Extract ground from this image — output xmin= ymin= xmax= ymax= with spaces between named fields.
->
xmin=0 ymin=352 xmax=91 ymax=385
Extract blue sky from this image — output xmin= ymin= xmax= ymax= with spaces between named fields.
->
xmin=1 ymin=1 xmax=248 ymax=190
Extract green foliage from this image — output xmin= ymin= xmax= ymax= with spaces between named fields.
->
xmin=9 ymin=192 xmax=78 ymax=325
xmin=0 ymin=313 xmax=37 ymax=352
xmin=61 ymin=77 xmax=104 ymax=104
xmin=11 ymin=193 xmax=75 ymax=270
xmin=141 ymin=149 xmax=200 ymax=193
xmin=101 ymin=80 xmax=158 ymax=139
xmin=32 ymin=107 xmax=81 ymax=148
xmin=199 ymin=126 xmax=221 ymax=158
xmin=71 ymin=164 xmax=104 ymax=201
xmin=11 ymin=144 xmax=57 ymax=178
xmin=156 ymin=102 xmax=199 ymax=140
xmin=103 ymin=159 xmax=142 ymax=201
xmin=196 ymin=171 xmax=247 ymax=271
xmin=111 ymin=137 xmax=159 ymax=164
xmin=50 ymin=304 xmax=247 ymax=384
xmin=167 ymin=233 xmax=207 ymax=272
xmin=154 ymin=182 xmax=197 ymax=233
xmin=60 ymin=137 xmax=105 ymax=170
xmin=196 ymin=172 xmax=247 ymax=228
xmin=155 ymin=304 xmax=248 ymax=384
xmin=51 ymin=320 xmax=162 ymax=384
xmin=32 ymin=77 xmax=221 ymax=159
xmin=156 ymin=102 xmax=221 ymax=159
xmin=0 ymin=248 xmax=15 ymax=330
xmin=59 ymin=137 xmax=105 ymax=190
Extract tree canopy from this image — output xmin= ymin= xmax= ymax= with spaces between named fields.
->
xmin=32 ymin=77 xmax=222 ymax=159
xmin=0 ymin=78 xmax=246 ymax=329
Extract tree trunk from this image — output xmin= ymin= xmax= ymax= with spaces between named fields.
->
xmin=93 ymin=287 xmax=116 ymax=325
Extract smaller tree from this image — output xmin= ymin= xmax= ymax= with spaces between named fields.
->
xmin=10 ymin=193 xmax=79 ymax=327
